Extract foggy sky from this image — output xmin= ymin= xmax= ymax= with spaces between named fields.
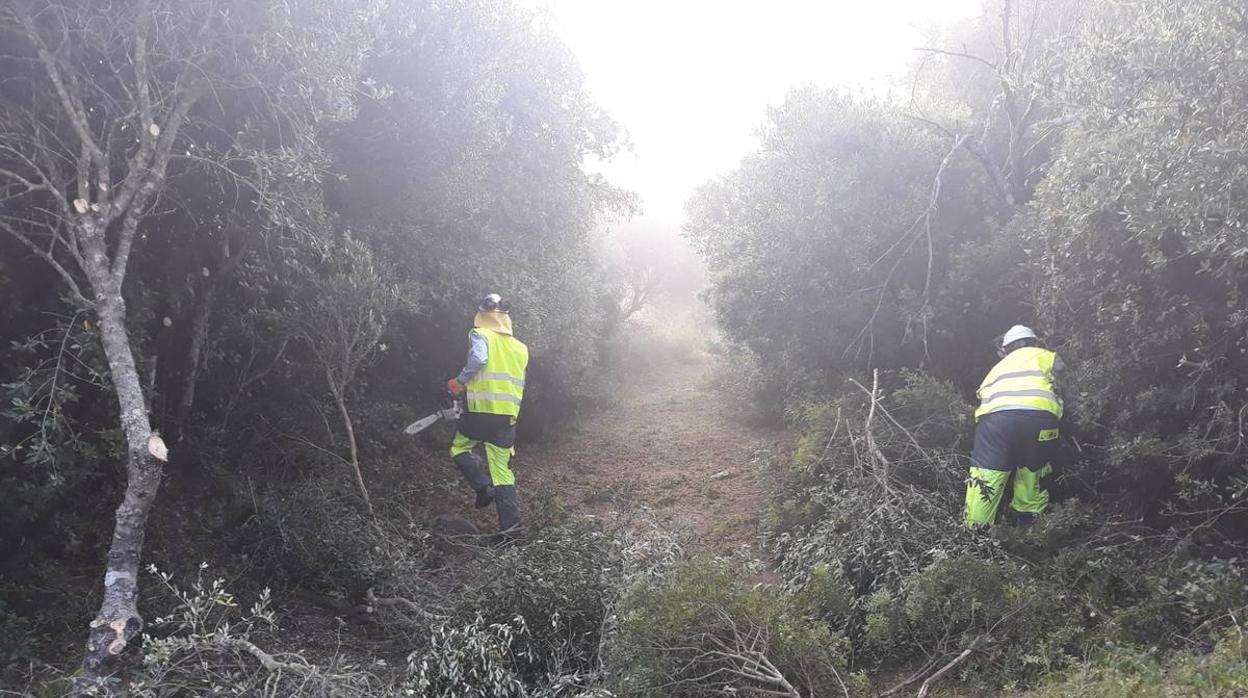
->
xmin=520 ymin=0 xmax=982 ymax=232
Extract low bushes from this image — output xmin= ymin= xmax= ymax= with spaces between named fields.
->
xmin=47 ymin=507 xmax=683 ymax=697
xmin=762 ymin=369 xmax=1248 ymax=692
xmin=1021 ymin=628 xmax=1248 ymax=698
xmin=78 ymin=567 xmax=388 ymax=698
xmin=765 ymin=370 xmax=983 ymax=596
xmin=244 ymin=476 xmax=434 ymax=596
xmin=395 ymin=513 xmax=681 ymax=697
xmin=608 ymin=559 xmax=856 ymax=698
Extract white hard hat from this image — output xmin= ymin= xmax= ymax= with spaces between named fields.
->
xmin=1001 ymin=324 xmax=1038 ymax=348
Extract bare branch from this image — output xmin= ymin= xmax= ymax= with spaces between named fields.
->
xmin=0 ymin=166 xmax=47 ymax=196
xmin=213 ymin=638 xmax=314 ymax=676
xmin=917 ymin=634 xmax=985 ymax=698
xmin=0 ymin=217 xmax=91 ymax=307
xmin=111 ymin=86 xmax=201 ymax=280
xmin=363 ymin=587 xmax=446 ymax=621
xmin=23 ymin=12 xmax=108 ymax=187
xmin=878 ymin=655 xmax=946 ymax=697
xmin=847 ymin=134 xmax=967 ymax=365
xmin=913 ymin=46 xmax=997 ymax=71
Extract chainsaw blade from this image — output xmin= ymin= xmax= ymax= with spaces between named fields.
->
xmin=402 ymin=412 xmax=443 ymax=435
xmin=402 ymin=405 xmax=461 ymax=435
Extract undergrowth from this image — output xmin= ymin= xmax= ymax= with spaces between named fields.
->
xmin=16 ymin=495 xmax=687 ymax=698
xmin=1021 ymin=628 xmax=1248 ymax=698
xmin=760 ymin=370 xmax=1248 ymax=694
xmin=9 ymin=371 xmax=1246 ymax=698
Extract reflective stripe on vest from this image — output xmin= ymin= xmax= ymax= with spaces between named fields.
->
xmin=974 ymin=347 xmax=1062 ymax=421
xmin=466 ymin=327 xmax=529 ymax=417
xmin=477 ymin=372 xmax=525 ymax=388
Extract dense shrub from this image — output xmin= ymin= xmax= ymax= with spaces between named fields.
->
xmin=764 ymin=370 xmax=1248 ymax=690
xmin=466 ymin=526 xmax=630 ymax=680
xmin=862 ymin=554 xmax=1083 ymax=683
xmin=53 ymin=515 xmax=680 ymax=697
xmin=445 ymin=516 xmax=682 ymax=690
xmin=406 ymin=614 xmax=537 ymax=698
xmin=245 ymin=476 xmax=434 ymax=596
xmin=7 ymin=0 xmax=1248 ymax=695
xmin=0 ymin=0 xmax=629 ymax=682
xmin=609 ymin=559 xmax=855 ymax=698
xmin=766 ymin=371 xmax=980 ymax=596
xmin=324 ymin=0 xmax=632 ymax=436
xmin=705 ymin=339 xmax=789 ymax=420
xmin=1023 ymin=0 xmax=1248 ymax=527
xmin=685 ymin=89 xmax=999 ymax=391
xmin=688 ymin=3 xmax=1248 ymax=693
xmin=362 ymin=508 xmax=686 ymax=697
xmin=1021 ymin=629 xmax=1248 ymax=698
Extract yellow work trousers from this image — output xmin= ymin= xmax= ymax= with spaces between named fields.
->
xmin=449 ymin=432 xmax=515 ymax=487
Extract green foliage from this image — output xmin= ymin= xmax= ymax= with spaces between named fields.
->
xmin=0 ymin=597 xmax=41 ymax=666
xmin=326 ymin=0 xmax=632 ymax=432
xmin=1021 ymin=629 xmax=1248 ymax=698
xmin=764 ymin=372 xmax=1248 ymax=691
xmin=446 ymin=516 xmax=682 ymax=693
xmin=0 ymin=315 xmax=111 ymax=473
xmin=685 ymin=88 xmax=1001 ymax=397
xmin=0 ymin=0 xmax=630 ymax=682
xmin=7 ymin=0 xmax=1248 ymax=696
xmin=692 ymin=5 xmax=1248 ymax=693
xmin=1014 ymin=0 xmax=1248 ymax=522
xmin=467 ymin=526 xmax=626 ymax=677
xmin=108 ymin=566 xmax=385 ymax=697
xmin=706 ymin=339 xmax=789 ymax=419
xmin=277 ymin=235 xmax=407 ymax=389
xmin=405 ymin=611 xmax=612 ymax=698
xmin=0 ymin=314 xmax=117 ymax=560
xmin=862 ymin=554 xmax=1083 ymax=682
xmin=247 ymin=476 xmax=433 ymax=594
xmin=407 ymin=614 xmax=534 ymax=698
xmin=610 ymin=559 xmax=852 ymax=698
xmin=766 ymin=372 xmax=979 ymax=596
xmin=885 ymin=370 xmax=974 ymax=453
xmin=792 ymin=562 xmax=855 ymax=624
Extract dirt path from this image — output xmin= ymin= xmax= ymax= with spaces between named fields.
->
xmin=517 ymin=334 xmax=792 ymax=554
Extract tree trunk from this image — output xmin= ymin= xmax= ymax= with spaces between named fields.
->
xmin=79 ymin=294 xmax=165 ymax=684
xmin=178 ymin=238 xmax=244 ymax=440
xmin=329 ymin=377 xmax=374 ymax=517
xmin=175 ymin=283 xmax=216 ymax=441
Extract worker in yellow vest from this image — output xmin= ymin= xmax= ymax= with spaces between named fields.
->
xmin=446 ymin=293 xmax=530 ymax=533
xmin=965 ymin=325 xmax=1069 ymax=527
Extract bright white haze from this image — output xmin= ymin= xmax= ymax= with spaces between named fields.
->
xmin=519 ymin=0 xmax=983 ymax=249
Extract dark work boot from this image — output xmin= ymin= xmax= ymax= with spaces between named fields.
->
xmin=1012 ymin=511 xmax=1036 ymax=527
xmin=453 ymin=452 xmax=489 ymax=489
xmin=454 ymin=453 xmax=494 ymax=507
xmin=493 ymin=484 xmax=522 ymax=535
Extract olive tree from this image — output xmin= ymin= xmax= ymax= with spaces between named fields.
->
xmin=277 ymin=235 xmax=405 ymax=517
xmin=1025 ymin=0 xmax=1248 ymax=519
xmin=0 ymin=0 xmax=376 ymax=681
xmin=685 ymin=89 xmax=992 ymax=388
xmin=327 ymin=0 xmax=631 ymax=429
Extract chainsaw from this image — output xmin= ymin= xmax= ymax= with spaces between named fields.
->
xmin=402 ymin=391 xmax=463 ymax=435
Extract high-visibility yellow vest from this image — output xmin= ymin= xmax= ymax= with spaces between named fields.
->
xmin=466 ymin=327 xmax=528 ymax=418
xmin=974 ymin=347 xmax=1063 ymax=421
